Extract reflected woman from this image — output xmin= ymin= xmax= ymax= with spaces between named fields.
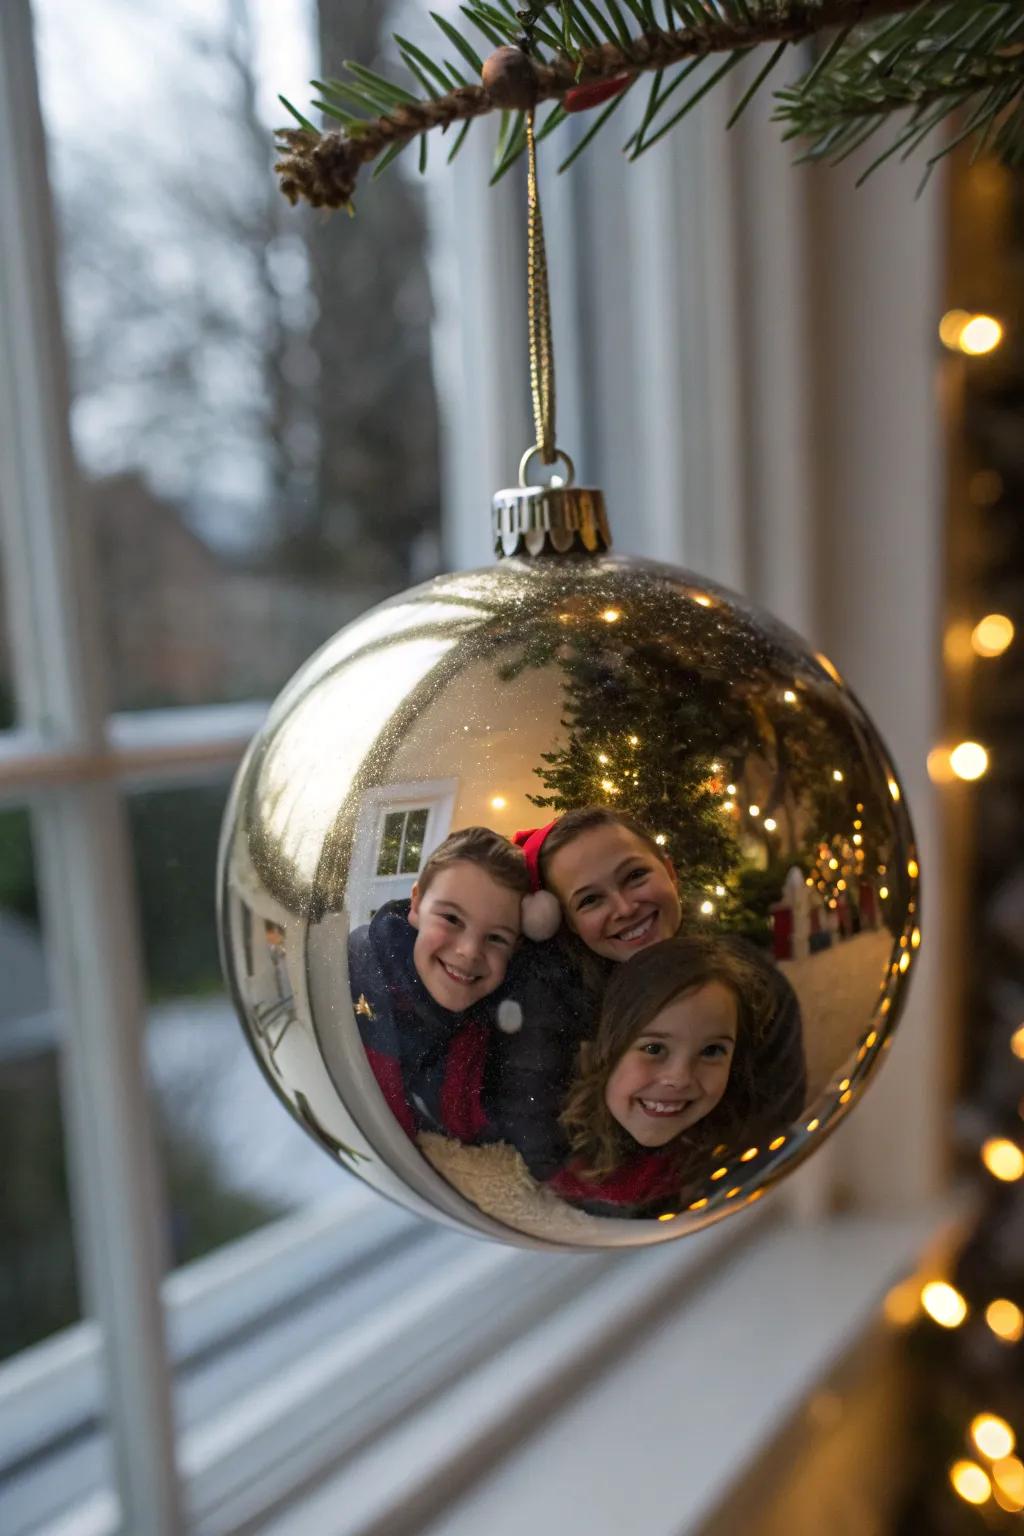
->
xmin=504 ymin=808 xmax=806 ymax=1190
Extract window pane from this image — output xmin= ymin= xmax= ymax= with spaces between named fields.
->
xmin=399 ymin=807 xmax=428 ymax=874
xmin=129 ymin=779 xmax=340 ymax=1272
xmin=0 ymin=807 xmax=81 ymax=1359
xmin=32 ymin=0 xmax=442 ymax=712
xmin=376 ymin=810 xmax=404 ymax=878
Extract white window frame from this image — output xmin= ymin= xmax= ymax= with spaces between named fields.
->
xmin=347 ymin=776 xmax=458 ymax=924
xmin=0 ymin=7 xmax=954 ymax=1533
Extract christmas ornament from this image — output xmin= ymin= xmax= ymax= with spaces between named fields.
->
xmin=219 ymin=69 xmax=920 ymax=1251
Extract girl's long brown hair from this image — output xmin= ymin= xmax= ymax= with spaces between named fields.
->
xmin=561 ymin=935 xmax=775 ymax=1181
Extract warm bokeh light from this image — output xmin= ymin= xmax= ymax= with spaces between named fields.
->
xmin=654 ymin=833 xmax=667 ymax=846
xmin=971 ymin=1414 xmax=1015 ymax=1462
xmin=658 ymin=1212 xmax=676 ymax=1222
xmin=740 ymin=1147 xmax=758 ymax=1162
xmin=879 ymin=886 xmax=889 ymax=899
xmin=601 ymin=607 xmax=621 ymax=623
xmin=489 ymin=795 xmax=507 ymax=810
xmin=763 ymin=817 xmax=777 ymax=832
xmin=921 ymin=1281 xmax=968 ymax=1328
xmin=887 ymin=777 xmax=901 ymax=801
xmin=883 ymin=1279 xmax=920 ymax=1327
xmin=783 ymin=689 xmax=797 ymax=703
xmin=899 ymin=951 xmax=910 ymax=974
xmin=693 ymin=594 xmax=712 ymax=608
xmin=944 ymin=619 xmax=975 ymax=668
xmin=749 ymin=804 xmax=760 ymax=817
xmin=700 ymin=900 xmax=715 ymax=915
xmin=993 ymin=1457 xmax=1024 ymax=1513
xmin=971 ymin=613 xmax=1015 ymax=658
xmin=911 ymin=927 xmax=921 ymax=949
xmin=726 ymin=782 xmax=737 ymax=794
xmin=689 ymin=1197 xmax=708 ymax=1211
xmin=711 ymin=1166 xmax=728 ymax=1180
xmin=769 ymin=1136 xmax=786 ymax=1151
xmin=949 ymin=1460 xmax=992 ymax=1506
xmin=938 ymin=308 xmax=970 ymax=348
xmin=628 ymin=734 xmax=640 ymax=746
xmin=981 ymin=1138 xmax=1024 ymax=1183
xmin=1012 ymin=1025 xmax=1024 ymax=1061
xmin=907 ymin=858 xmax=919 ymax=879
xmin=832 ymin=769 xmax=844 ymax=782
xmin=959 ymin=314 xmax=1004 ymax=355
xmin=806 ymin=1118 xmax=820 ymax=1133
xmin=950 ymin=740 xmax=989 ymax=780
xmin=927 ymin=745 xmax=957 ymax=784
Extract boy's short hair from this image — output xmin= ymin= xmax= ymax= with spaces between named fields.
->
xmin=417 ymin=826 xmax=530 ymax=897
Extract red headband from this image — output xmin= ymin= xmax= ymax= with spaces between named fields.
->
xmin=512 ymin=821 xmax=558 ymax=893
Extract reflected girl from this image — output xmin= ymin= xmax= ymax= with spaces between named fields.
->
xmin=550 ymin=935 xmax=799 ymax=1216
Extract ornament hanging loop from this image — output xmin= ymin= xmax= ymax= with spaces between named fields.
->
xmin=519 ymin=444 xmax=575 ymax=489
xmin=525 ymin=106 xmax=558 ymax=470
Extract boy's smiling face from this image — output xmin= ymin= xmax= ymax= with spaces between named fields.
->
xmin=408 ymin=861 xmax=521 ymax=1011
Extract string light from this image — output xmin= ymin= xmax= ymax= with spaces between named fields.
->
xmin=763 ymin=817 xmax=777 ymax=832
xmin=992 ymin=1457 xmax=1024 ymax=1514
xmin=769 ymin=1135 xmax=786 ymax=1151
xmin=960 ymin=315 xmax=1004 ymax=355
xmin=986 ymin=1299 xmax=1024 ymax=1343
xmin=726 ymin=783 xmax=737 ymax=794
xmin=949 ymin=1460 xmax=992 ymax=1505
xmin=971 ymin=614 xmax=1014 ymax=658
xmin=880 ymin=886 xmax=889 ymax=899
xmin=832 ymin=769 xmax=844 ymax=782
xmin=601 ymin=608 xmax=621 ymax=623
xmin=748 ymin=804 xmax=760 ymax=817
xmin=783 ymin=689 xmax=797 ymax=703
xmin=970 ymin=1414 xmax=1015 ymax=1461
xmin=700 ymin=900 xmax=715 ymax=915
xmin=907 ymin=858 xmax=919 ymax=878
xmin=980 ymin=1138 xmax=1024 ymax=1182
xmin=655 ymin=833 xmax=667 ymax=846
xmin=950 ymin=741 xmax=989 ymax=780
xmin=628 ymin=734 xmax=640 ymax=746
xmin=921 ymin=1281 xmax=968 ymax=1328
xmin=887 ymin=777 xmax=901 ymax=801
xmin=1011 ymin=1025 xmax=1024 ymax=1061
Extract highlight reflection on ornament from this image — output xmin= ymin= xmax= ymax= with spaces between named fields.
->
xmin=218 ymin=539 xmax=919 ymax=1250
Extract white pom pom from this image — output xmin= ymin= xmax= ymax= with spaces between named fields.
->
xmin=496 ymin=999 xmax=523 ymax=1034
xmin=521 ymin=889 xmax=561 ymax=942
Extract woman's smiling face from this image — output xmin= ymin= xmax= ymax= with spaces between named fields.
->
xmin=545 ymin=823 xmax=682 ymax=962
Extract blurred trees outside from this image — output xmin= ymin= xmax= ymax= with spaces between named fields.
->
xmin=0 ymin=0 xmax=441 ymax=1359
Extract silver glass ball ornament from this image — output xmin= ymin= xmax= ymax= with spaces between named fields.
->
xmin=217 ymin=478 xmax=919 ymax=1250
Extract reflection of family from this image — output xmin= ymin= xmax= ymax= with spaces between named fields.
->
xmin=348 ymin=807 xmax=805 ymax=1217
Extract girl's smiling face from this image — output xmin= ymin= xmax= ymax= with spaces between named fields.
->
xmin=545 ymin=823 xmax=682 ymax=962
xmin=604 ymin=981 xmax=738 ymax=1147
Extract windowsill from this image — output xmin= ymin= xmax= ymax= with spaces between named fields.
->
xmin=254 ymin=1201 xmax=962 ymax=1536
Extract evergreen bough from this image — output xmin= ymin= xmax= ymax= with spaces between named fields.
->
xmin=274 ymin=1 xmax=1024 ymax=211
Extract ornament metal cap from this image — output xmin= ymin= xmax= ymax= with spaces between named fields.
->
xmin=493 ymin=446 xmax=612 ymax=559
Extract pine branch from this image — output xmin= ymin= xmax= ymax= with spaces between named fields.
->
xmin=275 ymin=1 xmax=1024 ymax=212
